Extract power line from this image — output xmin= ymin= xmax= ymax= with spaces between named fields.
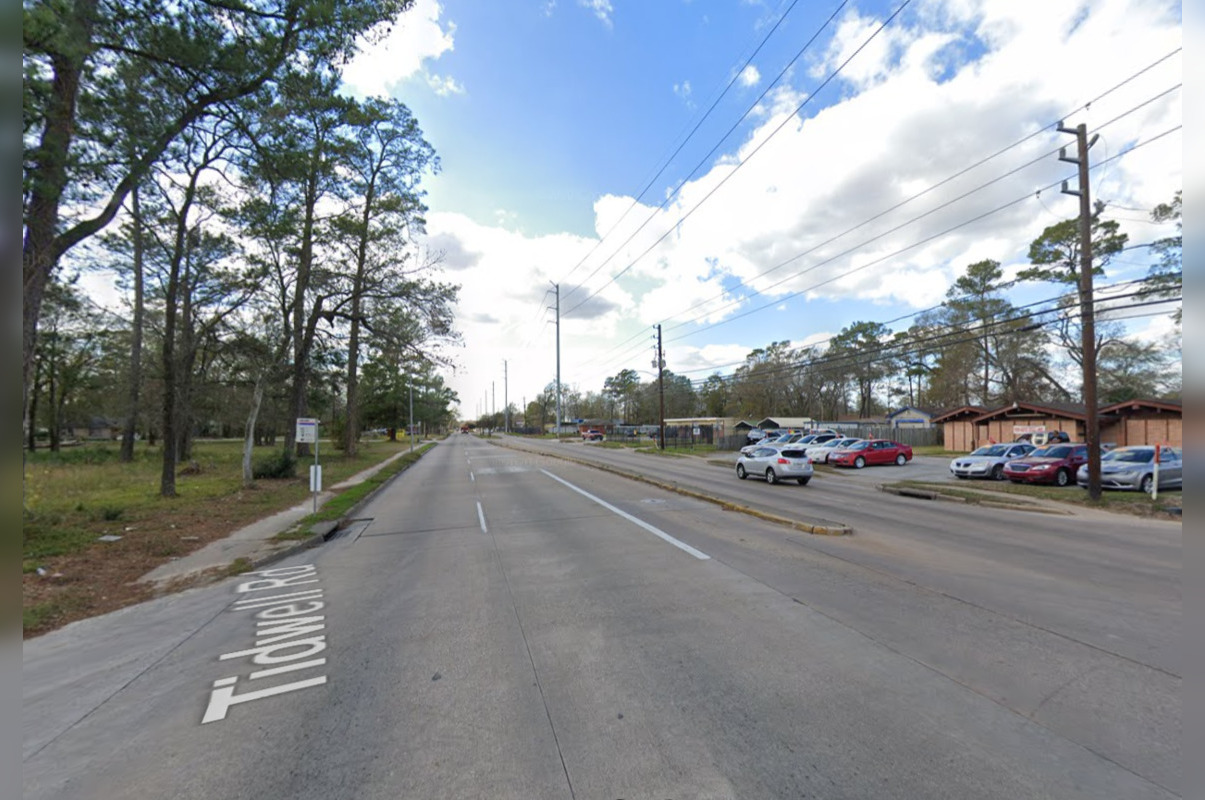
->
xmin=561 ymin=0 xmax=914 ymax=318
xmin=575 ymin=64 xmax=1182 ymax=372
xmin=556 ymin=0 xmax=815 ymax=292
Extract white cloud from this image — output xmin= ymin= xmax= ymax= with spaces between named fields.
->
xmin=341 ymin=0 xmax=458 ymax=98
xmin=738 ymin=64 xmax=761 ymax=87
xmin=426 ymin=74 xmax=464 ymax=96
xmin=579 ymin=0 xmax=614 ymax=28
xmin=673 ymin=80 xmax=694 ymax=108
xmin=433 ymin=0 xmax=1181 ymax=407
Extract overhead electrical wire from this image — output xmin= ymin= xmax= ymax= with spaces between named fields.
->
xmin=555 ymin=0 xmax=813 ymax=292
xmin=572 ymin=269 xmax=1181 ymax=398
xmin=576 ymin=54 xmax=1181 ymax=372
xmin=579 ymin=116 xmax=1180 ymax=383
xmin=560 ymin=0 xmax=912 ymax=318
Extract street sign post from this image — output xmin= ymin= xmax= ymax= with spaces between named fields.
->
xmin=296 ymin=418 xmax=320 ymax=512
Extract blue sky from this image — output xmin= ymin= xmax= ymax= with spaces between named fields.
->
xmin=341 ymin=0 xmax=1183 ymax=419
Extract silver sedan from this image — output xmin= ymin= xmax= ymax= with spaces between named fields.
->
xmin=949 ymin=443 xmax=1036 ymax=480
xmin=736 ymin=446 xmax=814 ymax=485
xmin=1077 ymin=445 xmax=1182 ymax=492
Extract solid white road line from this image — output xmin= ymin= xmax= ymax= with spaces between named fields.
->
xmin=539 ymin=469 xmax=710 ymax=560
xmin=477 ymin=501 xmax=488 ymax=533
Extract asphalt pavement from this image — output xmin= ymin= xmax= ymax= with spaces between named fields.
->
xmin=23 ymin=434 xmax=1181 ymax=799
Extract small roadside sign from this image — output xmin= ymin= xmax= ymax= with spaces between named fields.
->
xmin=296 ymin=417 xmax=319 ymax=444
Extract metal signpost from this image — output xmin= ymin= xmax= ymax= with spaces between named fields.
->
xmin=296 ymin=417 xmax=320 ymax=512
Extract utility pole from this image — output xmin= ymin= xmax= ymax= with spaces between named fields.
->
xmin=1058 ymin=120 xmax=1101 ymax=500
xmin=655 ymin=324 xmax=665 ymax=451
xmin=550 ymin=282 xmax=561 ymax=441
xmin=503 ymin=360 xmax=509 ymax=433
xmin=408 ymin=373 xmax=414 ymax=453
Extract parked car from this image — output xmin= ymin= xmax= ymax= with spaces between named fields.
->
xmin=739 ymin=432 xmax=804 ymax=456
xmin=805 ymin=437 xmax=862 ymax=463
xmin=581 ymin=429 xmax=604 ymax=441
xmin=745 ymin=429 xmax=769 ymax=445
xmin=1002 ymin=443 xmax=1088 ymax=486
xmin=829 ymin=439 xmax=913 ymax=469
xmin=736 ymin=446 xmax=814 ymax=485
xmin=1076 ymin=445 xmax=1182 ymax=492
xmin=949 ymin=442 xmax=1036 ymax=480
xmin=1015 ymin=430 xmax=1070 ymax=445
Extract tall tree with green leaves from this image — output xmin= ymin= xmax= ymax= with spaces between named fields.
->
xmin=827 ymin=322 xmax=894 ymax=417
xmin=1146 ymin=190 xmax=1182 ymax=325
xmin=333 ymin=97 xmax=439 ymax=455
xmin=22 ymin=0 xmax=413 ymax=435
xmin=603 ymin=368 xmax=641 ymax=422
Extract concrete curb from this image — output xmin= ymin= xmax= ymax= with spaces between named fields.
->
xmin=147 ymin=444 xmax=438 ymax=587
xmin=266 ymin=442 xmax=440 ymax=554
xmin=877 ymin=484 xmax=1071 ymax=515
xmin=493 ymin=437 xmax=854 ymax=536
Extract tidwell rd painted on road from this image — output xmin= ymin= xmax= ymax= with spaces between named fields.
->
xmin=202 ymin=565 xmax=330 ymax=724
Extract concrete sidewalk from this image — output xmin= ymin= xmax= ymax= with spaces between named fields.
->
xmin=138 ymin=448 xmax=416 ymax=588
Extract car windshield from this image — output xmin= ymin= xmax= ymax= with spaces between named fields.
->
xmin=1033 ymin=445 xmax=1072 ymax=458
xmin=847 ymin=441 xmax=869 ymax=451
xmin=835 ymin=438 xmax=859 ymax=447
xmin=971 ymin=445 xmax=1007 ymax=456
xmin=1103 ymin=449 xmax=1153 ymax=464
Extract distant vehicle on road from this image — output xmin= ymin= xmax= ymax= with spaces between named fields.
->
xmin=582 ymin=430 xmax=604 ymax=441
xmin=1003 ymin=443 xmax=1087 ymax=486
xmin=949 ymin=442 xmax=1036 ymax=480
xmin=736 ymin=446 xmax=814 ymax=485
xmin=1077 ymin=445 xmax=1182 ymax=492
xmin=829 ymin=439 xmax=913 ymax=469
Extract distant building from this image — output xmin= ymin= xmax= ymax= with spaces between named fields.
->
xmin=885 ymin=406 xmax=936 ymax=429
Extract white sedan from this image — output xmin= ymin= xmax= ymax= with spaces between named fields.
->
xmin=805 ymin=437 xmax=862 ymax=464
xmin=949 ymin=442 xmax=1035 ymax=480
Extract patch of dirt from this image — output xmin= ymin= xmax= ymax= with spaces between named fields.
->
xmin=23 ymin=486 xmax=305 ymax=639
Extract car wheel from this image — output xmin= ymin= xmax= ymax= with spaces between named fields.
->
xmin=797 ymin=477 xmax=810 ymax=486
xmin=766 ymin=468 xmax=778 ymax=485
xmin=991 ymin=464 xmax=1004 ymax=481
xmin=1139 ymin=474 xmax=1154 ymax=494
xmin=895 ymin=453 xmax=906 ymax=466
xmin=736 ymin=464 xmax=747 ymax=480
xmin=854 ymin=456 xmax=866 ymax=469
xmin=1055 ymin=468 xmax=1070 ymax=487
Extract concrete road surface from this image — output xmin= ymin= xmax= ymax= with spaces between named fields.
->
xmin=24 ymin=435 xmax=1180 ymax=799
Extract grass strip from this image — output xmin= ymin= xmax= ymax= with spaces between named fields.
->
xmin=289 ymin=443 xmax=436 ymax=530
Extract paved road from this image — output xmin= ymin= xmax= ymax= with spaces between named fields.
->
xmin=24 ymin=435 xmax=1180 ymax=798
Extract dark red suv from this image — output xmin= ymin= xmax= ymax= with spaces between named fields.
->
xmin=1002 ymin=443 xmax=1088 ymax=486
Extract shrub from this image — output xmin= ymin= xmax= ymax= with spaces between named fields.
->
xmin=252 ymin=449 xmax=297 ymax=479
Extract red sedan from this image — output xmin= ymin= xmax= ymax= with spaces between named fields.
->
xmin=1002 ymin=443 xmax=1087 ymax=486
xmin=829 ymin=439 xmax=913 ymax=469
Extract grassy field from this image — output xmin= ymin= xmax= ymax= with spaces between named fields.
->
xmin=23 ymin=437 xmax=419 ymax=637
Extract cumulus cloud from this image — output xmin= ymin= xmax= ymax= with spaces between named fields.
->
xmin=426 ymin=74 xmax=465 ymax=96
xmin=432 ymin=0 xmax=1181 ymax=406
xmin=579 ymin=0 xmax=614 ymax=28
xmin=342 ymin=0 xmax=459 ymax=98
xmin=738 ymin=64 xmax=761 ymax=87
